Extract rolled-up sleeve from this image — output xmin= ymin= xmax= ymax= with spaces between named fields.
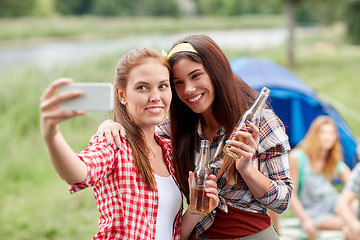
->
xmin=69 ymin=139 xmax=116 ymax=193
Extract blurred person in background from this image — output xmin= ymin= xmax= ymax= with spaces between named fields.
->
xmin=335 ymin=156 xmax=360 ymax=240
xmin=289 ymin=115 xmax=351 ymax=240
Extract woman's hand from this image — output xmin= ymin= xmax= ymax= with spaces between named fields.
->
xmin=344 ymin=221 xmax=360 ymax=240
xmin=226 ymin=122 xmax=259 ymax=173
xmin=302 ymin=217 xmax=317 ymax=240
xmin=90 ymin=120 xmax=124 ymax=146
xmin=206 ymin=174 xmax=220 ymax=211
xmin=180 ymin=173 xmax=219 ymax=240
xmin=188 ymin=171 xmax=220 ymax=212
xmin=40 ymin=78 xmax=84 ymax=141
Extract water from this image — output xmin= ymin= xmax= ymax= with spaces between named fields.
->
xmin=0 ymin=28 xmax=307 ymax=70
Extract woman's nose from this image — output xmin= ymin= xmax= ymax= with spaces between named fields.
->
xmin=184 ymin=81 xmax=196 ymax=95
xmin=149 ymin=90 xmax=161 ymax=102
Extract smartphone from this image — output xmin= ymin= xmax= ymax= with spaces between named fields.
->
xmin=59 ymin=82 xmax=114 ymax=111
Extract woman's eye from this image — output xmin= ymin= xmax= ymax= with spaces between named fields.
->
xmin=159 ymin=84 xmax=169 ymax=89
xmin=192 ymin=73 xmax=201 ymax=80
xmin=137 ymin=86 xmax=147 ymax=90
xmin=173 ymin=80 xmax=183 ymax=85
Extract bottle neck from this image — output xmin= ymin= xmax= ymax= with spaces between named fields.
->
xmin=235 ymin=89 xmax=269 ymax=130
xmin=197 ymin=140 xmax=210 ymax=170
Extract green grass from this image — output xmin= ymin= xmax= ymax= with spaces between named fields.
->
xmin=0 ymin=56 xmax=116 ymax=239
xmin=0 ymin=18 xmax=359 ymax=239
xmin=0 ymin=15 xmax=286 ymax=43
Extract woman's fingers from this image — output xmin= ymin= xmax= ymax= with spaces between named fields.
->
xmin=43 ymin=108 xmax=84 ymax=119
xmin=205 ymin=174 xmax=219 ymax=208
xmin=41 ymin=78 xmax=73 ymax=102
xmin=226 ymin=123 xmax=259 ymax=160
xmin=90 ymin=120 xmax=124 ymax=145
xmin=112 ymin=129 xmax=122 ymax=147
xmin=188 ymin=171 xmax=194 ymax=187
xmin=40 ymin=78 xmax=83 ymax=114
xmin=40 ymin=78 xmax=86 ymax=139
xmin=41 ymin=90 xmax=83 ymax=113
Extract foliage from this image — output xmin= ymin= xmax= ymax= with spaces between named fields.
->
xmin=32 ymin=0 xmax=55 ymax=16
xmin=91 ymin=0 xmax=179 ymax=17
xmin=54 ymin=0 xmax=180 ymax=17
xmin=1 ymin=0 xmax=356 ymax=28
xmin=344 ymin=0 xmax=360 ymax=44
xmin=194 ymin=0 xmax=283 ymax=16
xmin=0 ymin=15 xmax=286 ymax=41
xmin=0 ymin=0 xmax=36 ymax=17
xmin=89 ymin=0 xmax=134 ymax=16
xmin=142 ymin=0 xmax=180 ymax=17
xmin=55 ymin=0 xmax=94 ymax=15
xmin=296 ymin=0 xmax=346 ymax=25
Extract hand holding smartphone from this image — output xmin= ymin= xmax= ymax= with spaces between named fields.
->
xmin=59 ymin=83 xmax=114 ymax=111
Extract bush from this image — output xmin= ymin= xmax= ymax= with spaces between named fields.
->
xmin=55 ymin=0 xmax=94 ymax=15
xmin=344 ymin=0 xmax=360 ymax=44
xmin=0 ymin=0 xmax=36 ymax=17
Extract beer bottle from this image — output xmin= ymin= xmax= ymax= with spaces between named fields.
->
xmin=189 ymin=139 xmax=211 ymax=215
xmin=223 ymin=86 xmax=271 ymax=159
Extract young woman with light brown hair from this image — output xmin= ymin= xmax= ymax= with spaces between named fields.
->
xmin=289 ymin=115 xmax=351 ymax=240
xmin=40 ymin=48 xmax=219 ymax=240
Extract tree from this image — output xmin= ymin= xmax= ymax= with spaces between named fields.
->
xmin=55 ymin=0 xmax=94 ymax=15
xmin=285 ymin=0 xmax=300 ymax=69
xmin=344 ymin=0 xmax=360 ymax=44
xmin=0 ymin=0 xmax=36 ymax=17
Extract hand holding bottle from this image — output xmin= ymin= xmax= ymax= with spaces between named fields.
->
xmin=225 ymin=121 xmax=259 ymax=172
xmin=220 ymin=87 xmax=270 ymax=182
xmin=188 ymin=171 xmax=219 ymax=214
xmin=189 ymin=140 xmax=219 ymax=215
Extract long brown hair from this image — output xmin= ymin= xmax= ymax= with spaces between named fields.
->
xmin=298 ymin=115 xmax=343 ymax=180
xmin=114 ymin=48 xmax=170 ymax=190
xmin=167 ymin=35 xmax=257 ymax=199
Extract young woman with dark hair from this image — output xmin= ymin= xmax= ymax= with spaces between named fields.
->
xmin=92 ymin=35 xmax=293 ymax=239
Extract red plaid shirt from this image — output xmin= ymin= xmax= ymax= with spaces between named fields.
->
xmin=69 ymin=135 xmax=182 ymax=240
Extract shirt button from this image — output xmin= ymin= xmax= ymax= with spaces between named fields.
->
xmin=212 ymin=210 xmax=216 ymax=214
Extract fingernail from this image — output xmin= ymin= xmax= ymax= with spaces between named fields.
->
xmin=117 ymin=146 xmax=120 ymax=150
xmin=232 ymin=132 xmax=235 ymax=135
xmin=225 ymin=140 xmax=229 ymax=144
xmin=108 ymin=141 xmax=111 ymax=145
xmin=246 ymin=120 xmax=250 ymax=124
xmin=227 ymin=145 xmax=231 ymax=148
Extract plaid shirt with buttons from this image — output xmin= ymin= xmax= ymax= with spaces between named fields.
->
xmin=69 ymin=134 xmax=182 ymax=240
xmin=157 ymin=109 xmax=293 ymax=236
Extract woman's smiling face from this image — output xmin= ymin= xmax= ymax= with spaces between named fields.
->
xmin=171 ymin=58 xmax=215 ymax=115
xmin=116 ymin=59 xmax=171 ymax=130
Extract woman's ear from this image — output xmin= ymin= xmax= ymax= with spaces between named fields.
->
xmin=116 ymin=87 xmax=127 ymax=105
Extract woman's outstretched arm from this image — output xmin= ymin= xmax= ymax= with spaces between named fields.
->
xmin=40 ymin=78 xmax=87 ymax=184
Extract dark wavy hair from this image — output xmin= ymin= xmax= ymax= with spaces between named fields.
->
xmin=167 ymin=35 xmax=257 ymax=199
